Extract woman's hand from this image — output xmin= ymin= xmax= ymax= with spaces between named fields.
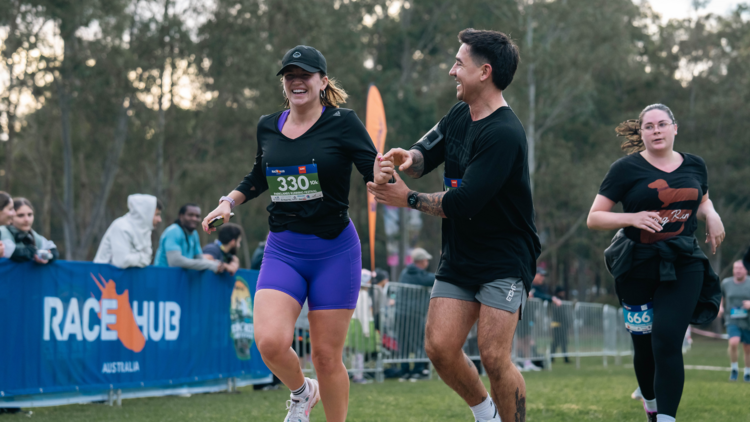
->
xmin=628 ymin=211 xmax=663 ymax=233
xmin=705 ymin=212 xmax=725 ymax=255
xmin=373 ymin=153 xmax=395 ymax=185
xmin=382 ymin=148 xmax=413 ymax=171
xmin=202 ymin=201 xmax=233 ymax=234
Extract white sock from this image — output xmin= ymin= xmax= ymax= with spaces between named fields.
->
xmin=731 ymin=362 xmax=739 ymax=371
xmin=470 ymin=396 xmax=498 ymax=421
xmin=644 ymin=398 xmax=657 ymax=412
xmin=656 ymin=415 xmax=675 ymax=422
xmin=291 ymin=379 xmax=309 ymax=397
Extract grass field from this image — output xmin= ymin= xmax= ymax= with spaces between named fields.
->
xmin=7 ymin=336 xmax=748 ymax=421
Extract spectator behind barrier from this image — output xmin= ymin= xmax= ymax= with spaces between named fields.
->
xmin=371 ymin=267 xmax=389 ymax=320
xmin=202 ymin=223 xmax=242 ymax=275
xmin=398 ymin=248 xmax=435 ymax=287
xmin=528 ymin=266 xmax=562 ymax=306
xmin=0 ymin=197 xmax=58 ymax=264
xmin=154 ymin=203 xmax=224 ymax=273
xmin=0 ymin=192 xmax=16 ymax=258
xmin=396 ymin=248 xmax=435 ymax=381
xmin=250 ymin=236 xmax=267 ymax=270
xmin=93 ymin=194 xmax=162 ymax=268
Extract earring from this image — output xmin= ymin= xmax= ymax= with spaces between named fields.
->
xmin=282 ymin=89 xmax=287 ymax=98
xmin=320 ymin=90 xmax=326 ymax=99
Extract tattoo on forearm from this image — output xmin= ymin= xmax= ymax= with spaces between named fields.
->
xmin=411 ymin=190 xmax=447 ymax=218
xmin=404 ymin=149 xmax=425 ymax=179
xmin=514 ymin=388 xmax=526 ymax=422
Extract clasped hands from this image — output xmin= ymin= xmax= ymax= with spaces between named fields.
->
xmin=368 ymin=148 xmax=412 ymax=208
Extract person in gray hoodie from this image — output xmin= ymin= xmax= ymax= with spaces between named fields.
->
xmin=94 ymin=194 xmax=162 ymax=268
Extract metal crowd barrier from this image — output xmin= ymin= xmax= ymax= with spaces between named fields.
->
xmin=291 ymin=282 xmax=633 ymax=382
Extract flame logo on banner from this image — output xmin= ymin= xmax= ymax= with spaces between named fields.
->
xmin=91 ymin=274 xmax=146 ymax=352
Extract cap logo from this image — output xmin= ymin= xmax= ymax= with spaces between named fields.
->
xmin=292 ymin=51 xmax=302 ymax=58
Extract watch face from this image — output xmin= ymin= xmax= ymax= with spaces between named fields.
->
xmin=408 ymin=194 xmax=417 ymax=206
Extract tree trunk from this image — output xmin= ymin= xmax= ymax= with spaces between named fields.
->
xmin=56 ymin=73 xmax=77 ymax=260
xmin=155 ymin=0 xmax=171 ymax=201
xmin=77 ymin=97 xmax=131 ymax=259
xmin=2 ymin=0 xmax=19 ymax=193
xmin=525 ymin=2 xmax=536 ymax=194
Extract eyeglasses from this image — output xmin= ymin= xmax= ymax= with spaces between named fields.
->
xmin=640 ymin=121 xmax=674 ymax=132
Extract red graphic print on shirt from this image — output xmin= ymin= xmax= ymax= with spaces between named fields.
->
xmin=640 ymin=179 xmax=699 ymax=244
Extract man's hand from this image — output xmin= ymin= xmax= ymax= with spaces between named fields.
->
xmin=216 ymin=262 xmax=226 ymax=274
xmin=34 ymin=255 xmax=49 ymax=265
xmin=743 ymin=300 xmax=750 ymax=310
xmin=367 ymin=172 xmax=410 ymax=208
xmin=226 ymin=257 xmax=240 ymax=275
xmin=382 ymin=148 xmax=414 ymax=171
xmin=552 ymin=297 xmax=562 ymax=307
xmin=373 ymin=153 xmax=395 ymax=185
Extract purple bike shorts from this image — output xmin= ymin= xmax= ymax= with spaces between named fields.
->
xmin=256 ymin=221 xmax=362 ymax=310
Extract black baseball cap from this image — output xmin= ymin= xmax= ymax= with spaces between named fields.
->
xmin=277 ymin=45 xmax=327 ymax=76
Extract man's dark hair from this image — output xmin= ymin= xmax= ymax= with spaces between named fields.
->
xmin=156 ymin=199 xmax=164 ymax=211
xmin=178 ymin=203 xmax=200 ymax=215
xmin=218 ymin=223 xmax=242 ymax=244
xmin=458 ymin=28 xmax=520 ymax=91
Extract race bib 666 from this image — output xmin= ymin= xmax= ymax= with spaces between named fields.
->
xmin=266 ymin=164 xmax=323 ymax=202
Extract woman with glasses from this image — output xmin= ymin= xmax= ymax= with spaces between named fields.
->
xmin=587 ymin=104 xmax=723 ymax=422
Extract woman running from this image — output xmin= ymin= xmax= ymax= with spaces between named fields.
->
xmin=202 ymin=45 xmax=389 ymax=422
xmin=587 ymin=104 xmax=723 ymax=422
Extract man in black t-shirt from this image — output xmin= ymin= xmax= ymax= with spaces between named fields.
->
xmin=369 ymin=29 xmax=539 ymax=422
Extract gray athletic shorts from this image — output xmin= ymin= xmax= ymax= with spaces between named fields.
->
xmin=430 ymin=277 xmax=526 ymax=319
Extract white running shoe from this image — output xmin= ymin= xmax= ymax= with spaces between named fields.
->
xmin=523 ymin=360 xmax=542 ymax=371
xmin=631 ymin=386 xmax=643 ymax=400
xmin=285 ymin=378 xmax=320 ymax=422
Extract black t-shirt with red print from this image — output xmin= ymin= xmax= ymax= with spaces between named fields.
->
xmin=598 ymin=152 xmax=708 ymax=276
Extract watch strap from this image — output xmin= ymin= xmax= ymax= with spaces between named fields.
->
xmin=219 ymin=196 xmax=236 ymax=209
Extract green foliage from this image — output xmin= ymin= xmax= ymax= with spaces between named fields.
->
xmin=1 ymin=0 xmax=749 ymax=291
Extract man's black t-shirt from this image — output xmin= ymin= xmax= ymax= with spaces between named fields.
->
xmin=598 ymin=152 xmax=708 ymax=276
xmin=236 ymin=108 xmax=377 ymax=239
xmin=202 ymin=240 xmax=234 ymax=263
xmin=412 ymin=102 xmax=541 ymax=291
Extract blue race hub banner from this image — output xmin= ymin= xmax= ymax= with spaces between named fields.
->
xmin=0 ymin=260 xmax=270 ymax=397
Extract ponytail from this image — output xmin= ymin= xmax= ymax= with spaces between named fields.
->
xmin=616 ymin=119 xmax=644 ymax=154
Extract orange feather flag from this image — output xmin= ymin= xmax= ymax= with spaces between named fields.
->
xmin=366 ymin=85 xmax=387 ymax=272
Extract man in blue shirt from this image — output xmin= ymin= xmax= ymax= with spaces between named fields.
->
xmin=154 ymin=203 xmax=224 ymax=273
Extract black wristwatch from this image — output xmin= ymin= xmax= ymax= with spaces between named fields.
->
xmin=407 ymin=191 xmax=419 ymax=209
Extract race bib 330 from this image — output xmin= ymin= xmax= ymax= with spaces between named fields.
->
xmin=266 ymin=164 xmax=323 ymax=202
